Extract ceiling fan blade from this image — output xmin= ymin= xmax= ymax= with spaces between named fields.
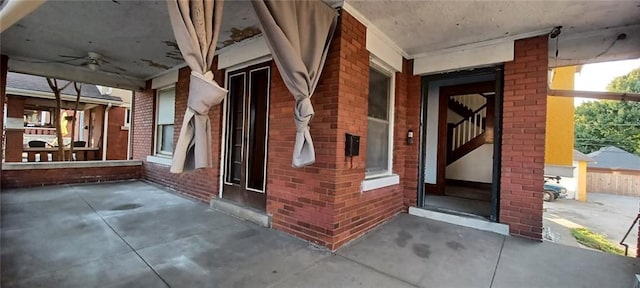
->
xmin=102 ymin=62 xmax=127 ymax=72
xmin=59 ymin=55 xmax=88 ymax=59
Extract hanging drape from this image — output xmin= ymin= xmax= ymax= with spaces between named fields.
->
xmin=167 ymin=0 xmax=228 ymax=173
xmin=251 ymin=0 xmax=338 ymax=167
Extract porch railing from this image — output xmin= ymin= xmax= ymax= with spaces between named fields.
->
xmin=24 ymin=147 xmax=100 ymax=162
xmin=620 ymin=214 xmax=640 ymax=257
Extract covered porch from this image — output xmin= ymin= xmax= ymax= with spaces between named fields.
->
xmin=1 ymin=0 xmax=640 ymax=251
xmin=1 ymin=181 xmax=638 ymax=287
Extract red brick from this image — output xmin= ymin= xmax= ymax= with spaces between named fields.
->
xmin=1 ymin=165 xmax=142 ymax=189
xmin=131 ymin=60 xmax=223 ymax=202
xmin=499 ymin=36 xmax=547 ymax=241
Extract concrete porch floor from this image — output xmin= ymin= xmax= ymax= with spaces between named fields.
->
xmin=1 ymin=181 xmax=638 ymax=288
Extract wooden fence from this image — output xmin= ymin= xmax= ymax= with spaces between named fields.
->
xmin=587 ymin=168 xmax=640 ymax=197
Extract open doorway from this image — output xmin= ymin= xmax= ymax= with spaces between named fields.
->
xmin=419 ymin=68 xmax=503 ymax=221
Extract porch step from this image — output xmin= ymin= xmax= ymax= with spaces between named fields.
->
xmin=210 ymin=198 xmax=271 ymax=228
xmin=408 ymin=207 xmax=509 ymax=236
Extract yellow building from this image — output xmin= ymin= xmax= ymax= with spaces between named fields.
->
xmin=545 ymin=66 xmax=591 ymax=201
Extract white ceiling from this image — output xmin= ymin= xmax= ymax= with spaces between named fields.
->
xmin=348 ymin=0 xmax=640 ymax=65
xmin=1 ymin=0 xmax=639 ymax=90
xmin=1 ymin=0 xmax=263 ymax=90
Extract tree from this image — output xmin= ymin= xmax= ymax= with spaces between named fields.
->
xmin=606 ymin=67 xmax=640 ymax=93
xmin=574 ymin=101 xmax=640 ymax=155
xmin=46 ymin=78 xmax=73 ymax=161
xmin=69 ymin=83 xmax=82 ymax=161
xmin=574 ymin=67 xmax=640 ymax=155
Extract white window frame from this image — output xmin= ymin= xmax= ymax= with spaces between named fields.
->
xmin=153 ymin=86 xmax=175 ymax=158
xmin=363 ymin=57 xmax=399 ymax=191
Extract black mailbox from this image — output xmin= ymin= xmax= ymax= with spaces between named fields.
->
xmin=345 ymin=133 xmax=360 ymax=156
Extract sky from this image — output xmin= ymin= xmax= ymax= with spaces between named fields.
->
xmin=573 ymin=58 xmax=640 ymax=105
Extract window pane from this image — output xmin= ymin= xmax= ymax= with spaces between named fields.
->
xmin=368 ymin=68 xmax=389 ymax=120
xmin=366 ymin=119 xmax=389 ymax=174
xmin=247 ymin=68 xmax=269 ymax=191
xmin=157 ymin=88 xmax=175 ymax=124
xmin=158 ymin=124 xmax=174 ymax=153
xmin=225 ymin=74 xmax=245 ymax=184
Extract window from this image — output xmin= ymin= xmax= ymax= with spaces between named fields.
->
xmin=155 ymin=87 xmax=175 ymax=156
xmin=366 ymin=66 xmax=393 ymax=177
xmin=124 ymin=108 xmax=131 ymax=128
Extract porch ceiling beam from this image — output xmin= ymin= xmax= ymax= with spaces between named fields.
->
xmin=8 ymin=58 xmax=145 ymax=91
xmin=549 ymin=89 xmax=640 ymax=102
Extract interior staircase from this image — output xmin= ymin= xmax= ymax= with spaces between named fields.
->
xmin=446 ymin=94 xmax=494 ymax=165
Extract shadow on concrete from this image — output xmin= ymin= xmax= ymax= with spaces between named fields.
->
xmin=1 ymin=181 xmax=638 ymax=287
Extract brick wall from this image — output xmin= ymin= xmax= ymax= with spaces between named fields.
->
xmin=403 ymin=59 xmax=421 ymax=207
xmin=267 ymin=11 xmax=412 ymax=250
xmin=267 ymin=56 xmax=340 ymax=247
xmin=5 ymin=96 xmax=25 ymax=162
xmin=132 ymin=81 xmax=154 ymax=160
xmin=131 ymin=63 xmax=224 ymax=203
xmin=106 ymin=106 xmax=129 ymax=160
xmin=1 ymin=164 xmax=142 ymax=189
xmin=330 ymin=12 xmax=407 ymax=249
xmin=500 ymin=36 xmax=548 ymax=240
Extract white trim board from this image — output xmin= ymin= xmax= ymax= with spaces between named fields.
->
xmin=217 ymin=36 xmax=272 ymax=70
xmin=151 ymin=69 xmax=179 ymax=90
xmin=362 ymin=174 xmax=400 ymax=191
xmin=146 ymin=155 xmax=172 ymax=166
xmin=413 ymin=41 xmax=514 ymax=75
xmin=409 ymin=207 xmax=509 ymax=236
xmin=342 ymin=2 xmax=409 ymax=59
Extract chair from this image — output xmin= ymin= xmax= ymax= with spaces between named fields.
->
xmin=72 ymin=141 xmax=86 ymax=147
xmin=28 ymin=140 xmax=47 ymax=148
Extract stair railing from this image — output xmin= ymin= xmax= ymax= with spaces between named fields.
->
xmin=451 ymin=104 xmax=487 ymax=151
xmin=620 ymin=214 xmax=640 ymax=256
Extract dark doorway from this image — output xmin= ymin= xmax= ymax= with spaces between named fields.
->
xmin=222 ymin=63 xmax=271 ymax=211
xmin=418 ymin=68 xmax=503 ymax=221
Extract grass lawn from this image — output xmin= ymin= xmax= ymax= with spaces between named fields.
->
xmin=570 ymin=227 xmax=625 ymax=256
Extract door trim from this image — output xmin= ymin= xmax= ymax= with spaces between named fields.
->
xmin=219 ymin=61 xmax=272 ymax=210
xmin=244 ymin=66 xmax=271 ymax=194
xmin=418 ymin=67 xmax=503 ymax=222
xmin=490 ymin=66 xmax=504 ymax=222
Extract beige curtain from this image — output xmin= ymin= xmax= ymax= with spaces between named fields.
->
xmin=167 ymin=0 xmax=228 ymax=173
xmin=252 ymin=0 xmax=338 ymax=167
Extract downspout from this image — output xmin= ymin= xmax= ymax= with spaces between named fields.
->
xmin=102 ymin=103 xmax=112 ymax=161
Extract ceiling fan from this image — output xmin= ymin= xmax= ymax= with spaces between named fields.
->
xmin=58 ymin=52 xmax=126 ymax=73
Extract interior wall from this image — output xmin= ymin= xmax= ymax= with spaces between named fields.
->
xmin=445 ymin=144 xmax=494 ymax=183
xmin=423 ymin=74 xmax=494 ymax=184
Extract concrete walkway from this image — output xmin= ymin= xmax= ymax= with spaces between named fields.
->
xmin=544 ymin=193 xmax=639 ymax=256
xmin=1 ymin=181 xmax=638 ymax=288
